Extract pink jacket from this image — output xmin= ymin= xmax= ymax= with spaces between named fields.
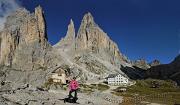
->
xmin=69 ymin=80 xmax=79 ymax=90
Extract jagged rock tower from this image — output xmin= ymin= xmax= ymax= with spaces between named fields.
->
xmin=0 ymin=5 xmax=131 ymax=82
xmin=54 ymin=19 xmax=75 ymax=52
xmin=55 ymin=12 xmax=131 ymax=80
xmin=75 ymin=12 xmax=129 ymax=66
xmin=0 ymin=6 xmax=51 ymax=71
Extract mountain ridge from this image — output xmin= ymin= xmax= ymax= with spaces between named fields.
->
xmin=0 ymin=5 xmax=179 ymax=87
xmin=54 ymin=12 xmax=132 ymax=81
xmin=0 ymin=5 xmax=179 ymax=105
xmin=145 ymin=54 xmax=180 ymax=85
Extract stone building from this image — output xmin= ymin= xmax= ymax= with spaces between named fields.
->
xmin=51 ymin=68 xmax=66 ymax=84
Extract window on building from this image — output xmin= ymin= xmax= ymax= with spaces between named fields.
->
xmin=58 ymin=73 xmax=62 ymax=76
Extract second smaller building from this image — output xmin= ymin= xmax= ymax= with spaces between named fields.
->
xmin=51 ymin=68 xmax=66 ymax=84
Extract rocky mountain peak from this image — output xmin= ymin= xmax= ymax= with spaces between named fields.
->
xmin=150 ymin=59 xmax=161 ymax=67
xmin=0 ymin=5 xmax=49 ymax=70
xmin=4 ymin=8 xmax=29 ymax=30
xmin=54 ymin=19 xmax=75 ymax=51
xmin=35 ymin=5 xmax=48 ymax=41
xmin=66 ymin=19 xmax=75 ymax=41
xmin=133 ymin=59 xmax=150 ymax=70
xmin=70 ymin=18 xmax=74 ymax=24
xmin=35 ymin=5 xmax=43 ymax=14
xmin=76 ymin=12 xmax=110 ymax=51
xmin=75 ymin=12 xmax=130 ymax=67
xmin=81 ymin=12 xmax=96 ymax=27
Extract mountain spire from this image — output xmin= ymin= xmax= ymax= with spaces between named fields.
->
xmin=54 ymin=19 xmax=75 ymax=51
xmin=66 ymin=19 xmax=75 ymax=41
xmin=0 ymin=5 xmax=49 ymax=70
xmin=75 ymin=12 xmax=129 ymax=65
xmin=81 ymin=12 xmax=96 ymax=28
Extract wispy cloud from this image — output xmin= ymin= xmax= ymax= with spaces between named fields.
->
xmin=0 ymin=0 xmax=21 ymax=31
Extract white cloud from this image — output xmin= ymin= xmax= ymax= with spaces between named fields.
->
xmin=0 ymin=0 xmax=21 ymax=31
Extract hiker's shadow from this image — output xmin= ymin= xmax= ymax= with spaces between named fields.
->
xmin=59 ymin=97 xmax=79 ymax=104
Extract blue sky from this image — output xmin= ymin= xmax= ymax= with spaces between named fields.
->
xmin=18 ymin=0 xmax=179 ymax=64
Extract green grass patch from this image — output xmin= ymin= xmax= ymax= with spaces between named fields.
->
xmin=79 ymin=83 xmax=110 ymax=94
xmin=79 ymin=84 xmax=95 ymax=94
xmin=112 ymin=79 xmax=180 ymax=104
xmin=91 ymin=84 xmax=110 ymax=91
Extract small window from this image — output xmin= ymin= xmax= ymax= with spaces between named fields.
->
xmin=58 ymin=73 xmax=62 ymax=76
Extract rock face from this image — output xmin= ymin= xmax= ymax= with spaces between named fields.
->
xmin=149 ymin=59 xmax=161 ymax=67
xmin=55 ymin=12 xmax=131 ymax=81
xmin=0 ymin=6 xmax=50 ymax=71
xmin=132 ymin=59 xmax=161 ymax=70
xmin=0 ymin=6 xmax=124 ymax=105
xmin=0 ymin=6 xmax=67 ymax=91
xmin=54 ymin=19 xmax=75 ymax=52
xmin=75 ymin=13 xmax=129 ymax=66
xmin=55 ymin=13 xmax=130 ymax=68
xmin=132 ymin=59 xmax=150 ymax=70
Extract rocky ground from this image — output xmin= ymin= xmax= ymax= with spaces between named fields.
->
xmin=0 ymin=84 xmax=122 ymax=105
xmin=0 ymin=84 xmax=171 ymax=105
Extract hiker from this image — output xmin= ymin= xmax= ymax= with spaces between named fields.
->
xmin=68 ymin=77 xmax=79 ymax=101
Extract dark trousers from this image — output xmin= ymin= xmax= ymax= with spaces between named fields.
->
xmin=69 ymin=89 xmax=77 ymax=98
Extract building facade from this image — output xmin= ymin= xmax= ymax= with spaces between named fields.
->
xmin=107 ymin=74 xmax=129 ymax=85
xmin=51 ymin=68 xmax=66 ymax=84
